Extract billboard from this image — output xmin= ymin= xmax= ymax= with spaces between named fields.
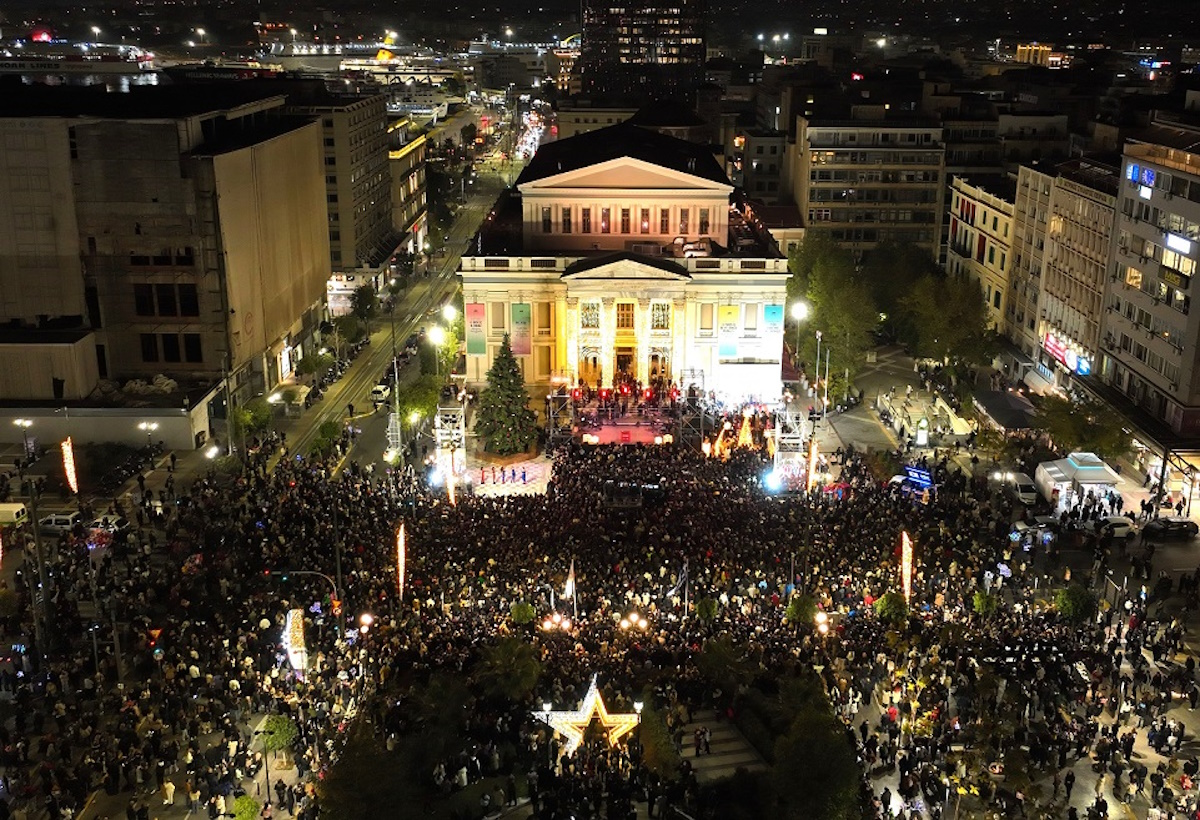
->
xmin=465 ymin=303 xmax=486 ymax=355
xmin=763 ymin=304 xmax=784 ymax=337
xmin=511 ymin=303 xmax=531 ymax=355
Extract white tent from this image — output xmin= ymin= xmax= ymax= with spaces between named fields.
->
xmin=1034 ymin=452 xmax=1120 ymax=513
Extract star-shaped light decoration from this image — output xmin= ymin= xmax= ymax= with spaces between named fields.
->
xmin=534 ymin=674 xmax=640 ymax=757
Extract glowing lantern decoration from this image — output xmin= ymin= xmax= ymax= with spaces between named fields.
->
xmin=805 ymin=436 xmax=819 ymax=491
xmin=533 ymin=675 xmax=640 ymax=757
xmin=736 ymin=411 xmax=754 ymax=449
xmin=901 ymin=531 xmax=913 ymax=603
xmin=61 ymin=437 xmax=78 ymax=495
xmin=283 ymin=608 xmax=308 ymax=674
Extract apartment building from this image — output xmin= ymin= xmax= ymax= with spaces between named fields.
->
xmin=1008 ymin=164 xmax=1054 ymax=363
xmin=946 ymin=176 xmax=1016 ymax=329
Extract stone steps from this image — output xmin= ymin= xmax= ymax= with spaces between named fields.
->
xmin=676 ymin=710 xmax=769 ymax=783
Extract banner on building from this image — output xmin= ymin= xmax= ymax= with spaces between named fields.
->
xmin=465 ymin=303 xmax=486 ymax=355
xmin=718 ymin=305 xmax=740 ymax=359
xmin=511 ymin=303 xmax=532 ymax=355
xmin=764 ymin=304 xmax=784 ymax=337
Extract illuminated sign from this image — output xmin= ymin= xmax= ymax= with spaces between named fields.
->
xmin=1167 ymin=233 xmax=1193 ymax=254
xmin=1141 ymin=167 xmax=1157 ymax=187
xmin=1139 ymin=185 xmax=1153 ymax=200
xmin=903 ymin=466 xmax=933 ymax=488
xmin=1043 ymin=332 xmax=1092 ymax=376
xmin=1127 ymin=163 xmax=1140 ymax=182
xmin=284 ymin=609 xmax=308 ymax=674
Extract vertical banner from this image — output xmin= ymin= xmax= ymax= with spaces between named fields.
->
xmin=763 ymin=304 xmax=784 ymax=337
xmin=465 ymin=303 xmax=486 ymax=355
xmin=511 ymin=303 xmax=532 ymax=355
xmin=717 ymin=305 xmax=740 ymax=359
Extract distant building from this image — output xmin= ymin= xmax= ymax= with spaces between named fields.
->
xmin=458 ymin=123 xmax=789 ymax=400
xmin=579 ymin=0 xmax=706 ymax=101
xmin=0 ymin=85 xmax=331 ymax=446
xmin=1014 ymin=44 xmax=1052 ymax=67
xmin=946 ymin=176 xmax=1016 ymax=329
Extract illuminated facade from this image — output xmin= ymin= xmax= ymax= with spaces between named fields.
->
xmin=946 ymin=176 xmax=1015 ymax=329
xmin=459 ymin=124 xmax=789 ymax=401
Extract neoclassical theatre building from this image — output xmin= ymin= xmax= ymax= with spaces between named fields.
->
xmin=459 ymin=122 xmax=791 ymax=401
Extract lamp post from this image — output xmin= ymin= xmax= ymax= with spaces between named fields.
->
xmin=196 ymin=28 xmax=207 ymax=45
xmin=429 ymin=325 xmax=446 ymax=379
xmin=253 ymin=728 xmax=272 ymax=805
xmin=814 ymin=330 xmax=822 ymax=413
xmin=790 ymin=302 xmax=808 ymax=371
xmin=13 ymin=418 xmax=32 ymax=461
xmin=137 ymin=421 xmax=158 ymax=449
xmin=91 ymin=26 xmax=101 ymax=41
xmin=290 ymin=27 xmax=298 ymax=44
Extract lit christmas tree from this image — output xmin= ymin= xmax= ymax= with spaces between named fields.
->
xmin=474 ymin=334 xmax=538 ymax=455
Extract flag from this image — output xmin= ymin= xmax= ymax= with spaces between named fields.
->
xmin=666 ymin=561 xmax=689 ymax=599
xmin=563 ymin=558 xmax=575 ymax=600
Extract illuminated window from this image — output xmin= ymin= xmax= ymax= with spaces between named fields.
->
xmin=601 ymin=208 xmax=611 ymax=234
xmin=582 ymin=208 xmax=592 ymax=233
xmin=641 ymin=208 xmax=650 ymax=234
xmin=699 ymin=303 xmax=714 ymax=332
xmin=679 ymin=208 xmax=689 ymax=234
xmin=581 ymin=302 xmax=600 ymax=329
xmin=651 ymin=302 xmax=670 ymax=330
xmin=1125 ymin=266 xmax=1142 ymax=289
xmin=616 ymin=302 xmax=634 ymax=329
xmin=660 ymin=208 xmax=670 ymax=233
xmin=620 ymin=208 xmax=631 ymax=234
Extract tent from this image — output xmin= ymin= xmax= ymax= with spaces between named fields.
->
xmin=1034 ymin=452 xmax=1120 ymax=513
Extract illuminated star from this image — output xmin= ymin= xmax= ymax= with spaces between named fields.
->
xmin=534 ymin=674 xmax=640 ymax=756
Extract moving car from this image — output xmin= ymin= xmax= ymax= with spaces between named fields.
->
xmin=38 ymin=511 xmax=81 ymax=535
xmin=1142 ymin=516 xmax=1199 ymax=540
xmin=370 ymin=384 xmax=391 ymax=403
xmin=1089 ymin=515 xmax=1137 ymax=540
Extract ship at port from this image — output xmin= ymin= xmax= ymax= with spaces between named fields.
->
xmin=0 ymin=43 xmax=154 ymax=74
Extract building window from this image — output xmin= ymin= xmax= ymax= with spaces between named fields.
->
xmin=535 ymin=302 xmax=552 ymax=334
xmin=699 ymin=303 xmax=714 ymax=332
xmin=562 ymin=207 xmax=572 ymax=234
xmin=616 ymin=303 xmax=634 ymax=329
xmin=155 ymin=284 xmax=177 ymax=317
xmin=601 ymin=208 xmax=611 ymax=233
xmin=620 ymin=208 xmax=631 ymax=234
xmin=641 ymin=208 xmax=650 ymax=234
xmin=133 ymin=284 xmax=154 ymax=316
xmin=1125 ymin=266 xmax=1142 ymax=289
xmin=679 ymin=208 xmax=689 ymax=234
xmin=161 ymin=334 xmax=181 ymax=362
xmin=140 ymin=333 xmax=158 ymax=363
xmin=651 ymin=302 xmax=670 ymax=330
xmin=581 ymin=302 xmax=600 ymax=329
xmin=490 ymin=302 xmax=507 ymax=331
xmin=699 ymin=208 xmax=710 ymax=235
xmin=660 ymin=208 xmax=670 ymax=233
xmin=582 ymin=208 xmax=592 ymax=233
xmin=183 ymin=334 xmax=203 ymax=363
xmin=542 ymin=207 xmax=552 ymax=233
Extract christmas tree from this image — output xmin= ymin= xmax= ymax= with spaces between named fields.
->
xmin=474 ymin=334 xmax=539 ymax=455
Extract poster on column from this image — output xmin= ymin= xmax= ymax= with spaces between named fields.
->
xmin=764 ymin=304 xmax=784 ymax=338
xmin=465 ymin=303 xmax=486 ymax=355
xmin=717 ymin=305 xmax=740 ymax=360
xmin=510 ymin=303 xmax=532 ymax=355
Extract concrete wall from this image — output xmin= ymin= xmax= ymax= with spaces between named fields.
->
xmin=0 ymin=337 xmax=100 ymax=401
xmin=0 ymin=118 xmax=86 ymax=323
xmin=203 ymin=123 xmax=331 ymax=374
xmin=0 ymin=399 xmax=213 ymax=453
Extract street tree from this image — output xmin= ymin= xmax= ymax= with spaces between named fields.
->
xmin=350 ymin=284 xmax=379 ymax=323
xmin=1033 ymin=394 xmax=1132 ymax=459
xmin=474 ymin=637 xmax=542 ymax=701
xmin=474 ymin=334 xmax=538 ymax=455
xmin=899 ymin=273 xmax=993 ymax=366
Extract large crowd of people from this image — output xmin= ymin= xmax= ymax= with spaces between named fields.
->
xmin=3 ymin=429 xmax=1199 ymax=820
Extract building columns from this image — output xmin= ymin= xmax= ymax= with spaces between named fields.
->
xmin=564 ymin=296 xmax=579 ymax=385
xmin=636 ymin=298 xmax=651 ymax=385
xmin=601 ymin=297 xmax=616 ymax=387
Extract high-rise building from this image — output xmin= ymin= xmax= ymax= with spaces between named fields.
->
xmin=579 ymin=0 xmax=706 ymax=101
xmin=945 ymin=176 xmax=1016 ymax=329
xmin=1008 ymin=164 xmax=1054 ymax=361
xmin=0 ymin=86 xmax=330 ymax=412
xmin=1098 ymin=121 xmax=1200 ymax=435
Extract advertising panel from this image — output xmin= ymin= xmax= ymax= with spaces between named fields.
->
xmin=465 ymin=303 xmax=486 ymax=355
xmin=718 ymin=305 xmax=740 ymax=359
xmin=511 ymin=303 xmax=532 ymax=355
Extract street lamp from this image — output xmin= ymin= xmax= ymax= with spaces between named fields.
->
xmin=196 ymin=28 xmax=206 ymax=44
xmin=359 ymin=613 xmax=374 ymax=634
xmin=815 ymin=610 xmax=829 ymax=635
xmin=790 ymin=302 xmax=809 ymax=370
xmin=91 ymin=26 xmax=101 ymax=40
xmin=13 ymin=419 xmax=32 ymax=459
xmin=137 ymin=421 xmax=158 ymax=448
xmin=290 ymin=27 xmax=298 ymax=44
xmin=428 ymin=325 xmax=446 ymax=379
xmin=441 ymin=304 xmax=457 ymax=323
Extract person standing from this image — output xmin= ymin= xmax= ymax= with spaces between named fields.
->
xmin=1064 ymin=769 xmax=1075 ymax=801
xmin=162 ymin=778 xmax=175 ymax=806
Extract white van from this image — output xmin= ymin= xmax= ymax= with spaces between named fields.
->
xmin=0 ymin=502 xmax=28 ymax=526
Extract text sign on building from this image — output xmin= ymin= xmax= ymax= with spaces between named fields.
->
xmin=1043 ymin=332 xmax=1091 ymax=376
xmin=717 ymin=305 xmax=740 ymax=359
xmin=763 ymin=304 xmax=784 ymax=337
xmin=510 ymin=303 xmax=532 ymax=355
xmin=465 ymin=303 xmax=486 ymax=355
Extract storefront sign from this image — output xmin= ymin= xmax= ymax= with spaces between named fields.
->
xmin=465 ymin=303 xmax=486 ymax=355
xmin=717 ymin=305 xmax=740 ymax=359
xmin=1043 ymin=332 xmax=1092 ymax=376
xmin=510 ymin=303 xmax=531 ymax=355
xmin=1161 ymin=268 xmax=1187 ymax=289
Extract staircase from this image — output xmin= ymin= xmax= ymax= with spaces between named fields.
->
xmin=676 ymin=710 xmax=768 ymax=782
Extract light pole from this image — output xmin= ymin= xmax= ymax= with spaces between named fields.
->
xmin=814 ymin=330 xmax=822 ymax=413
xmin=13 ymin=418 xmax=32 ymax=460
xmin=196 ymin=28 xmax=206 ymax=45
xmin=790 ymin=302 xmax=808 ymax=371
xmin=289 ymin=27 xmax=298 ymax=44
xmin=91 ymin=26 xmax=101 ymax=41
xmin=429 ymin=325 xmax=446 ymax=379
xmin=138 ymin=421 xmax=158 ymax=449
xmin=269 ymin=570 xmax=342 ymax=639
xmin=253 ymin=728 xmax=272 ymax=805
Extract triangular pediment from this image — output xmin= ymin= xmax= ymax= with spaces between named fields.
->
xmin=562 ymin=252 xmax=691 ymax=281
xmin=520 ymin=156 xmax=733 ymax=193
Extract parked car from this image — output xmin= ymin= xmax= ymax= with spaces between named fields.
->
xmin=370 ymin=384 xmax=392 ymax=403
xmin=1142 ymin=516 xmax=1199 ymax=540
xmin=1014 ymin=515 xmax=1061 ymax=536
xmin=38 ymin=511 xmax=81 ymax=535
xmin=87 ymin=516 xmax=131 ymax=535
xmin=1089 ymin=515 xmax=1137 ymax=540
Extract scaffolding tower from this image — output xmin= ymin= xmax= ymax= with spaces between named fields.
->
xmin=434 ymin=387 xmax=468 ymax=475
xmin=544 ymin=377 xmax=575 ymax=451
xmin=773 ymin=400 xmax=810 ymax=476
xmin=675 ymin=368 xmax=708 ymax=448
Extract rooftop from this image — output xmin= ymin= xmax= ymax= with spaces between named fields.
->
xmin=1055 ymin=156 xmax=1120 ymax=196
xmin=0 ymin=80 xmax=287 ymax=120
xmin=516 ymin=121 xmax=729 ymax=187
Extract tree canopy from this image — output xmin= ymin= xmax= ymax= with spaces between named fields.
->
xmin=1033 ymin=393 xmax=1132 ymax=460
